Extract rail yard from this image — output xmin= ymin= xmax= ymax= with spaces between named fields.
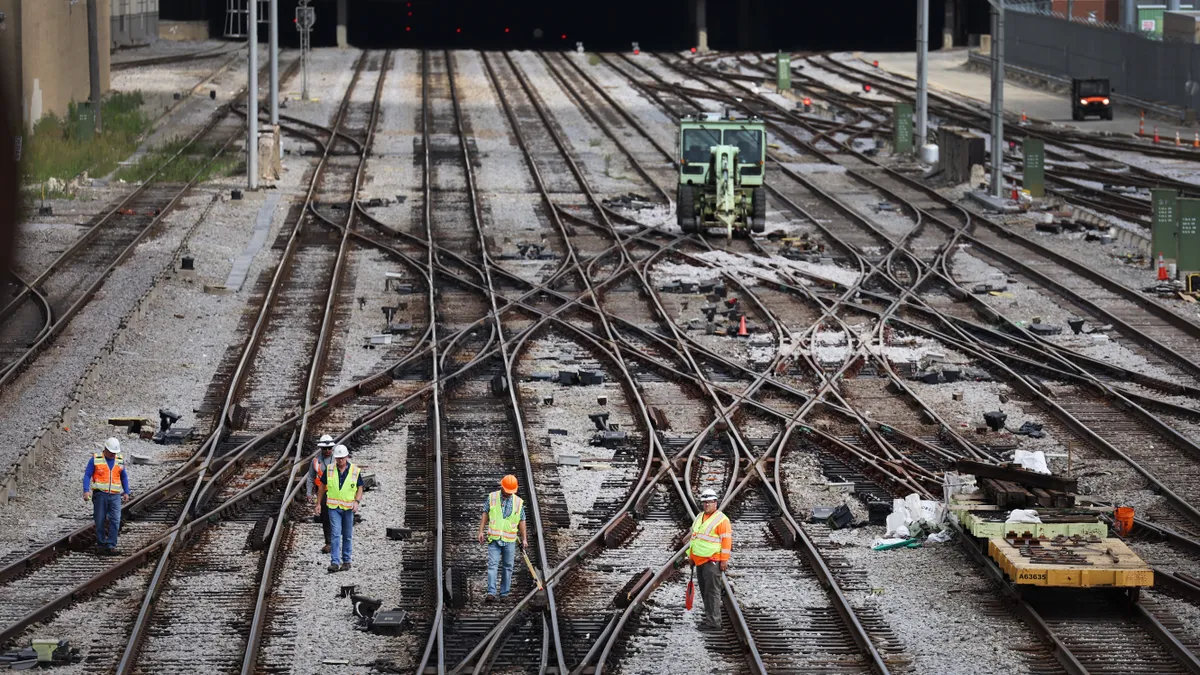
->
xmin=3 ymin=38 xmax=1200 ymax=675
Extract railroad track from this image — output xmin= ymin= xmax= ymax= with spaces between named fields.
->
xmin=0 ymin=53 xmax=300 ymax=393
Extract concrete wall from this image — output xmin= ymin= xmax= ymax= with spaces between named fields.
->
xmin=9 ymin=0 xmax=112 ymax=128
xmin=1007 ymin=8 xmax=1200 ymax=109
xmin=111 ymin=0 xmax=158 ymax=47
xmin=159 ymin=18 xmax=208 ymax=40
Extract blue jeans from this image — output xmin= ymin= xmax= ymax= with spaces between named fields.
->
xmin=92 ymin=491 xmax=122 ymax=549
xmin=487 ymin=540 xmax=516 ymax=596
xmin=329 ymin=508 xmax=354 ymax=565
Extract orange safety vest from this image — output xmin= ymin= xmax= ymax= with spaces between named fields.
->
xmin=91 ymin=453 xmax=124 ymax=494
xmin=311 ymin=456 xmax=325 ymax=490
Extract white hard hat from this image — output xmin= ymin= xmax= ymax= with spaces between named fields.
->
xmin=317 ymin=434 xmax=335 ymax=447
xmin=699 ymin=488 xmax=718 ymax=502
xmin=103 ymin=438 xmax=121 ymax=455
xmin=332 ymin=444 xmax=349 ymax=459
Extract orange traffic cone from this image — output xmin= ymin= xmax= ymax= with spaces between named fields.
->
xmin=1139 ymin=110 xmax=1145 ymax=136
xmin=1021 ymin=110 xmax=1028 ymax=124
xmin=1011 ymin=187 xmax=1019 ymax=201
xmin=1154 ymin=126 xmax=1160 ymax=143
xmin=1158 ymin=252 xmax=1169 ymax=281
xmin=738 ymin=315 xmax=748 ymax=337
xmin=1194 ymin=132 xmax=1199 ymax=149
xmin=1177 ymin=131 xmax=1182 ymax=147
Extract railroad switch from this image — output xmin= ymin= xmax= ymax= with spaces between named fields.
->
xmin=769 ymin=516 xmax=798 ymax=548
xmin=613 ymin=568 xmax=653 ymax=608
xmin=604 ymin=513 xmax=638 ymax=548
xmin=589 ymin=412 xmax=610 ymax=431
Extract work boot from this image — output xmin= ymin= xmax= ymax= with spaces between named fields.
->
xmin=484 ymin=594 xmax=497 ymax=603
xmin=340 ymin=562 xmax=351 ymax=571
xmin=327 ymin=563 xmax=340 ymax=573
xmin=322 ymin=544 xmax=331 ymax=554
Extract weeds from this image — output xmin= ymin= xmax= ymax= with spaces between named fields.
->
xmin=115 ymin=137 xmax=241 ymax=184
xmin=587 ymin=54 xmax=601 ymax=66
xmin=22 ymin=91 xmax=150 ymax=185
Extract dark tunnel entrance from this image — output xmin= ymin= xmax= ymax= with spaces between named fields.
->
xmin=161 ymin=0 xmax=998 ymax=52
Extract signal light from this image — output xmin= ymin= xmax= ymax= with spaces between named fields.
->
xmin=691 ymin=47 xmax=697 ymax=53
xmin=634 ymin=48 xmax=640 ymax=55
xmin=802 ymin=97 xmax=812 ymax=106
xmin=561 ymin=33 xmax=567 ymax=39
xmin=456 ymin=27 xmax=462 ymax=33
xmin=407 ymin=11 xmax=412 ymax=16
xmin=872 ymin=60 xmax=879 ymax=67
xmin=863 ymin=84 xmax=872 ymax=92
xmin=505 ymin=27 xmax=510 ymax=33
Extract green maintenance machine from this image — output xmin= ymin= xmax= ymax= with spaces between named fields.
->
xmin=676 ymin=112 xmax=768 ymax=237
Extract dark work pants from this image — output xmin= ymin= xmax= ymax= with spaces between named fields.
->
xmin=320 ymin=501 xmax=331 ymax=545
xmin=696 ymin=560 xmax=723 ymax=627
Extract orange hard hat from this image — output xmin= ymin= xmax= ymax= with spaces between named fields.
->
xmin=501 ymin=474 xmax=518 ymax=494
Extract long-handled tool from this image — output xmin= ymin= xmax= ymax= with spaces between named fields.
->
xmin=685 ymin=565 xmax=695 ymax=610
xmin=519 ymin=543 xmax=544 ymax=591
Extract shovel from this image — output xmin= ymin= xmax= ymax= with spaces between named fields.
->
xmin=685 ymin=565 xmax=695 ymax=611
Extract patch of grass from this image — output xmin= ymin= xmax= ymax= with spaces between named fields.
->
xmin=587 ymin=54 xmax=601 ymax=66
xmin=588 ymin=138 xmax=603 ymax=147
xmin=115 ymin=137 xmax=241 ymax=184
xmin=22 ymin=91 xmax=150 ymax=185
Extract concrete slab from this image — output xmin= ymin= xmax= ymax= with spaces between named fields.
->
xmin=859 ymin=48 xmax=1197 ymax=139
xmin=225 ymin=192 xmax=281 ymax=291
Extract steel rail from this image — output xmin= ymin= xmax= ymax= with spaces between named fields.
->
xmin=238 ymin=49 xmax=393 ymax=675
xmin=111 ymin=51 xmax=372 ymax=674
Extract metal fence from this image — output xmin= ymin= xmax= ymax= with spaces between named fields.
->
xmin=1004 ymin=8 xmax=1200 ymax=109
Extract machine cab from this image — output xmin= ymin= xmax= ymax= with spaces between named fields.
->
xmin=678 ymin=113 xmax=766 ymax=188
xmin=1071 ymin=78 xmax=1112 ymax=121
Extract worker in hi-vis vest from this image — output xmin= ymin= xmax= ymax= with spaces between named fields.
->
xmin=315 ymin=444 xmax=362 ymax=573
xmin=687 ymin=488 xmax=732 ymax=628
xmin=477 ymin=474 xmax=528 ymax=601
xmin=83 ymin=437 xmax=130 ymax=556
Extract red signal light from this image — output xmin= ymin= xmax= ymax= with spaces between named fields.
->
xmin=802 ymin=97 xmax=812 ymax=106
xmin=872 ymin=60 xmax=879 ymax=67
xmin=406 ymin=26 xmax=411 ymax=31
xmin=863 ymin=84 xmax=872 ymax=92
xmin=407 ymin=11 xmax=412 ymax=16
xmin=561 ymin=34 xmax=567 ymax=39
xmin=456 ymin=27 xmax=462 ymax=33
xmin=633 ymin=48 xmax=640 ymax=55
xmin=691 ymin=47 xmax=697 ymax=53
xmin=505 ymin=27 xmax=510 ymax=33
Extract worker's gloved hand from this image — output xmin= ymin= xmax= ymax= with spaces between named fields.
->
xmin=83 ymin=491 xmax=91 ymax=502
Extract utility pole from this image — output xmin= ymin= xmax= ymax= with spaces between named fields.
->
xmin=916 ymin=0 xmax=929 ymax=150
xmin=989 ymin=0 xmax=1005 ymax=198
xmin=269 ymin=0 xmax=279 ymax=126
xmin=298 ymin=1 xmax=313 ymax=101
xmin=86 ymin=0 xmax=102 ymax=134
xmin=696 ymin=0 xmax=709 ymax=52
xmin=248 ymin=1 xmax=259 ymax=191
xmin=1067 ymin=0 xmax=1074 ymax=21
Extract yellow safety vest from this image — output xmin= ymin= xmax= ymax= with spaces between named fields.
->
xmin=487 ymin=491 xmax=523 ymax=543
xmin=326 ymin=463 xmax=360 ymax=510
xmin=688 ymin=510 xmax=729 ymax=559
